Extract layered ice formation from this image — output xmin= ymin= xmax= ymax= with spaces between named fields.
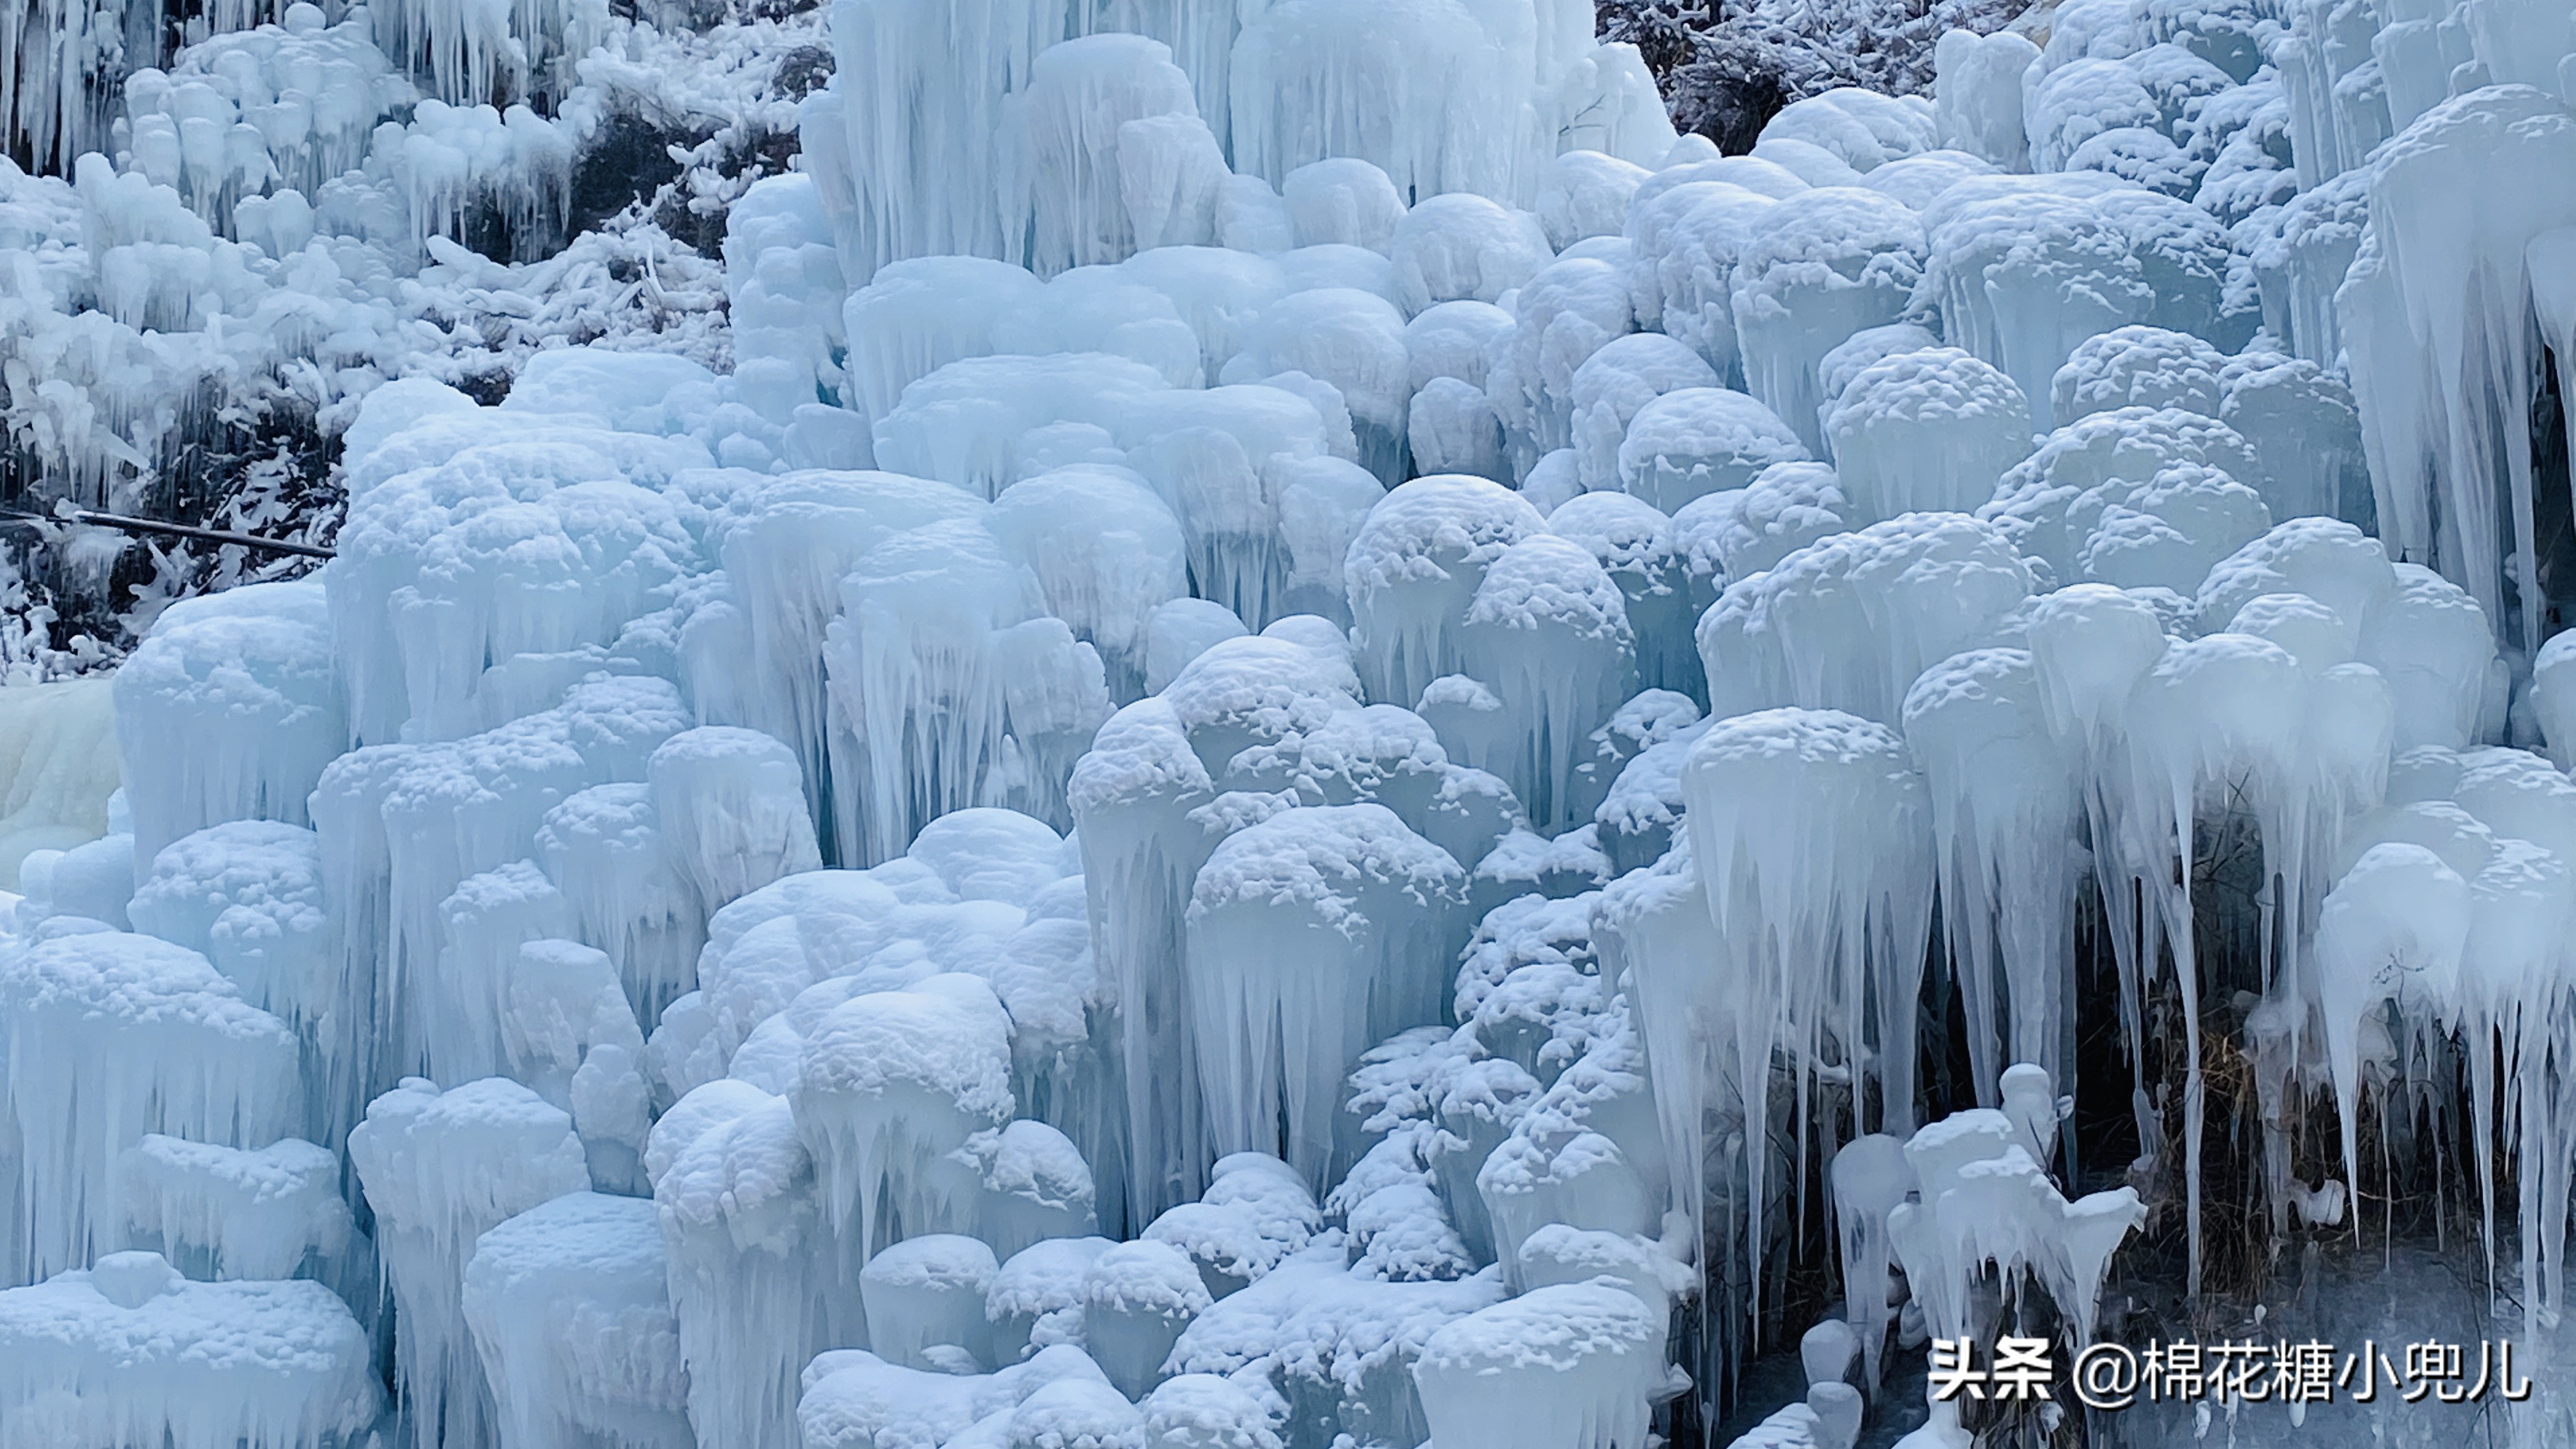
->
xmin=4 ymin=0 xmax=2576 ymax=1443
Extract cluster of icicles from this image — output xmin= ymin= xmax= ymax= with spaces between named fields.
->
xmin=6 ymin=0 xmax=2576 ymax=1443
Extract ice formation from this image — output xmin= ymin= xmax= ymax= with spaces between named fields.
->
xmin=9 ymin=0 xmax=2576 ymax=1441
xmin=0 ymin=1250 xmax=379 ymax=1449
xmin=460 ymin=1191 xmax=689 ymax=1448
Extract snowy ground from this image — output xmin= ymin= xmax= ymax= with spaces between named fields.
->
xmin=4 ymin=0 xmax=2576 ymax=1448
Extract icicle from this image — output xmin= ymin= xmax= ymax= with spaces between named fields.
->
xmin=1675 ymin=707 xmax=1936 ymax=1322
xmin=1900 ymin=650 xmax=2086 ymax=1094
xmin=716 ymin=470 xmax=985 ymax=859
xmin=1827 ymin=1134 xmax=1910 ymax=1387
xmin=2343 ymin=87 xmax=2576 ymax=653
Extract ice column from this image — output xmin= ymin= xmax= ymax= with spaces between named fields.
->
xmin=793 ymin=973 xmax=1015 ymax=1259
xmin=716 ymin=470 xmax=985 ymax=862
xmin=1185 ymin=804 xmax=1464 ymax=1189
xmin=800 ymin=0 xmax=1068 ymax=280
xmin=1676 ymin=709 xmax=1936 ymax=1292
xmin=1002 ymin=33 xmax=1202 ymax=276
xmin=462 ymin=1192 xmax=691 ymax=1449
xmin=647 ymin=726 xmax=824 ymax=917
xmin=1 ymin=932 xmax=300 ymax=1285
xmin=348 ymin=1077 xmax=590 ymax=1449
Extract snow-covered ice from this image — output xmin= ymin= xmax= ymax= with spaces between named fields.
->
xmin=8 ymin=0 xmax=2576 ymax=1442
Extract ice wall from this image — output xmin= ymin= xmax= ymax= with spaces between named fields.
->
xmin=0 ymin=678 xmax=120 ymax=889
xmin=16 ymin=0 xmax=2576 ymax=1441
xmin=797 ymin=0 xmax=1674 ymax=288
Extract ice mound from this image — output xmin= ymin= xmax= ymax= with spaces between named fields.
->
xmin=795 ymin=972 xmax=1015 ymax=1257
xmin=1823 ymin=346 xmax=2034 ymax=519
xmin=112 ymin=580 xmax=341 ymax=866
xmin=797 ymin=1342 xmax=1121 ymax=1449
xmin=0 ymin=1250 xmax=379 ymax=1449
xmin=1413 ymin=1282 xmax=1667 ymax=1449
xmin=119 ymin=1135 xmax=359 ymax=1289
xmin=862 ymin=1231 xmax=1000 ymax=1371
xmin=1187 ymin=804 xmax=1464 ymax=1186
